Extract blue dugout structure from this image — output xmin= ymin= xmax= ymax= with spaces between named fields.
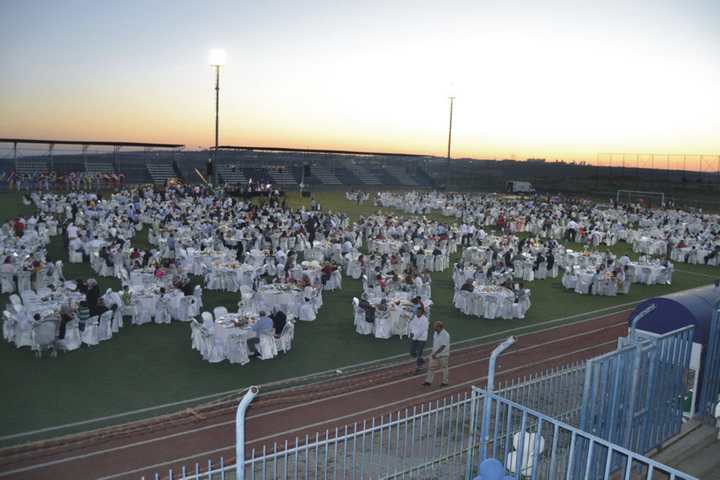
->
xmin=630 ymin=284 xmax=720 ymax=417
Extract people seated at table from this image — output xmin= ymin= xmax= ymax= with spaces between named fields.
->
xmin=249 ymin=311 xmax=274 ymax=353
xmin=271 ymin=308 xmax=287 ymax=337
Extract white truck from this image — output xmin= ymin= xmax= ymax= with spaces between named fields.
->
xmin=506 ymin=181 xmax=535 ymax=194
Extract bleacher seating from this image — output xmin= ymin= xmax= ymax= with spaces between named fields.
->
xmin=346 ymin=163 xmax=381 ymax=185
xmin=15 ymin=159 xmax=49 ymax=176
xmin=217 ymin=163 xmax=247 ymax=184
xmin=1 ymin=149 xmax=439 ymax=188
xmin=309 ymin=164 xmax=342 ymax=185
xmin=147 ymin=161 xmax=176 ymax=185
xmin=384 ymin=165 xmax=419 ymax=186
xmin=268 ymin=168 xmax=297 ymax=186
xmin=85 ymin=160 xmax=115 ymax=175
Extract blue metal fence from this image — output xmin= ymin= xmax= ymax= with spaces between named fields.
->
xmin=144 ymin=358 xmax=697 ymax=479
xmin=698 ymin=300 xmax=720 ymax=418
xmin=466 ymin=387 xmax=698 ymax=480
xmin=579 ymin=325 xmax=694 ymax=456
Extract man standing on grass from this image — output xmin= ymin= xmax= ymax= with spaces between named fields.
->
xmin=408 ymin=308 xmax=429 ymax=372
xmin=423 ymin=321 xmax=450 ymax=387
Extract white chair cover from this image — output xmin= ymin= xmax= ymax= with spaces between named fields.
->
xmin=98 ymin=310 xmax=114 ymax=341
xmin=226 ymin=332 xmax=251 ymax=365
xmin=213 ymin=306 xmax=229 ymax=320
xmin=298 ymin=298 xmax=316 ymax=321
xmin=257 ymin=333 xmax=278 ymax=360
xmin=17 ymin=271 xmax=32 ymax=293
xmin=0 ymin=272 xmax=15 ymax=294
xmin=59 ymin=319 xmax=82 ymax=351
xmin=154 ymin=297 xmax=172 ymax=324
xmin=31 ymin=319 xmax=58 ymax=357
xmin=275 ymin=321 xmax=295 ymax=353
xmin=190 ymin=319 xmax=204 ymax=351
xmin=82 ymin=316 xmax=100 ymax=346
xmin=373 ymin=311 xmax=393 ymax=339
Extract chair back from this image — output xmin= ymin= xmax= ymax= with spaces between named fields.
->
xmin=33 ymin=319 xmax=58 ymax=348
xmin=213 ymin=306 xmax=228 ymax=320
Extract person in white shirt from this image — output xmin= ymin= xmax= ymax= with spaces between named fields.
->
xmin=566 ymin=220 xmax=578 ymax=242
xmin=424 ymin=321 xmax=450 ymax=386
xmin=408 ymin=309 xmax=429 ymax=372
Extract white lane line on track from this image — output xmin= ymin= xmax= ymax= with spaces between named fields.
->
xmin=0 ymin=301 xmax=639 ymax=443
xmin=95 ymin=339 xmax=618 ymax=480
xmin=0 ymin=318 xmax=628 ymax=478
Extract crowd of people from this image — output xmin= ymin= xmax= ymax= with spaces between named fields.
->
xmin=3 ymin=171 xmax=126 ymax=192
xmin=3 ymin=184 xmax=717 ymax=387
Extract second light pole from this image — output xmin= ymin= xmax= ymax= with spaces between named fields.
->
xmin=445 ymin=95 xmax=455 ymax=190
xmin=209 ymin=48 xmax=227 ymax=185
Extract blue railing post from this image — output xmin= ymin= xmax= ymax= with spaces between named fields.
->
xmin=478 ymin=336 xmax=516 ymax=467
xmin=629 ymin=304 xmax=657 ymax=343
xmin=236 ymin=386 xmax=260 ymax=480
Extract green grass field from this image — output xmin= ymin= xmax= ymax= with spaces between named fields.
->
xmin=0 ymin=189 xmax=716 ymax=443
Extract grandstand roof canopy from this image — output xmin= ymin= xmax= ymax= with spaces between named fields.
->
xmin=218 ymin=145 xmax=429 ymax=158
xmin=0 ymin=138 xmax=184 ymax=148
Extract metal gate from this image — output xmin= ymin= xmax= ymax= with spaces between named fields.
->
xmin=698 ymin=301 xmax=720 ymax=418
xmin=579 ymin=325 xmax=694 ymax=455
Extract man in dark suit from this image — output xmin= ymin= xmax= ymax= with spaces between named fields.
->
xmin=271 ymin=308 xmax=287 ymax=336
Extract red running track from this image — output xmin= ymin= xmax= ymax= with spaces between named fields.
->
xmin=0 ymin=309 xmax=631 ymax=480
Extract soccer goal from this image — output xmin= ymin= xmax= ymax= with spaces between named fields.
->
xmin=616 ymin=190 xmax=665 ymax=207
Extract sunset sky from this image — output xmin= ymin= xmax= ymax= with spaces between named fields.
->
xmin=1 ymin=0 xmax=719 ymax=165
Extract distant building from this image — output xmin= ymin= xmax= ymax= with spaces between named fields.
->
xmin=526 ymin=158 xmax=546 ymax=163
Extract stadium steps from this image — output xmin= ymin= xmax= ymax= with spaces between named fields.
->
xmin=217 ymin=164 xmax=247 ymax=184
xmin=15 ymin=159 xmax=49 ymax=175
xmin=346 ymin=163 xmax=381 ymax=185
xmin=382 ymin=165 xmax=418 ymax=186
xmin=309 ymin=164 xmax=342 ymax=185
xmin=146 ymin=161 xmax=177 ymax=185
xmin=268 ymin=169 xmax=297 ymax=186
xmin=85 ymin=161 xmax=116 ymax=174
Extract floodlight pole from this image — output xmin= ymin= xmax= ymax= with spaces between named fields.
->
xmin=213 ymin=64 xmax=221 ymax=186
xmin=446 ymin=96 xmax=455 ymax=190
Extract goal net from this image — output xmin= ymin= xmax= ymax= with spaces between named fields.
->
xmin=616 ymin=190 xmax=665 ymax=208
